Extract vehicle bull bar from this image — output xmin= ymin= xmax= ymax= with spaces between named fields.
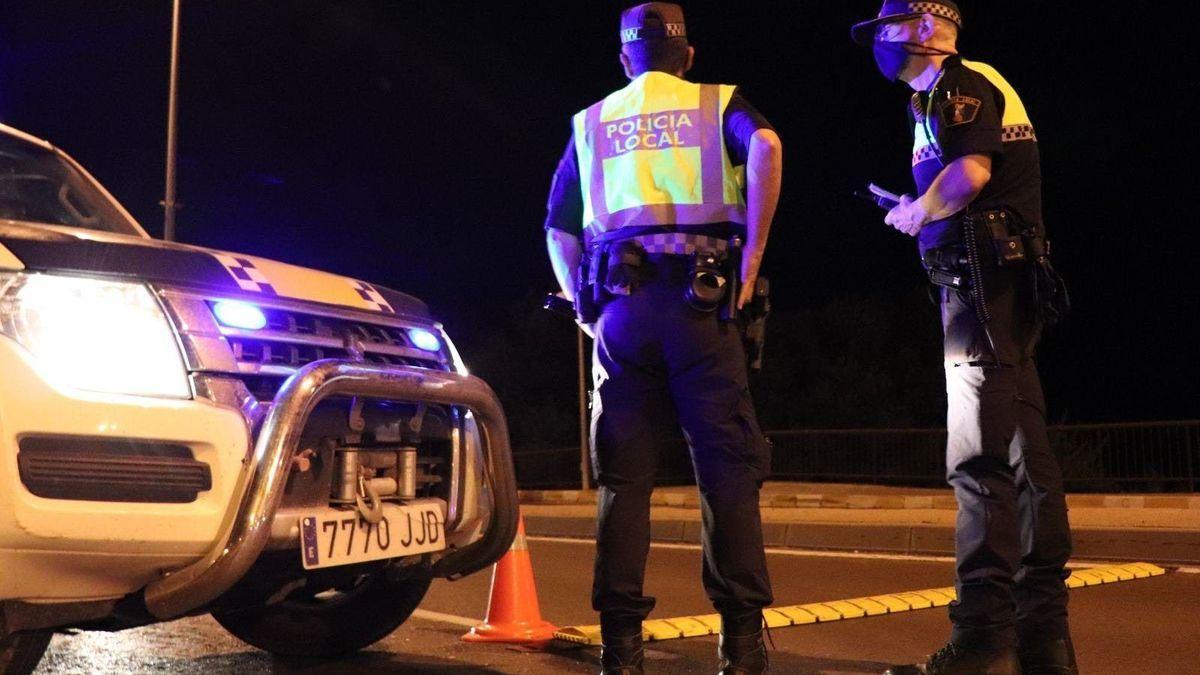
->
xmin=142 ymin=360 xmax=519 ymax=620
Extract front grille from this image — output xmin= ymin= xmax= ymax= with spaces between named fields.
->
xmin=158 ymin=288 xmax=452 ymax=404
xmin=227 ymin=337 xmax=440 ymax=370
xmin=210 ymin=304 xmax=448 ymax=400
xmin=255 ymin=307 xmax=418 ymax=349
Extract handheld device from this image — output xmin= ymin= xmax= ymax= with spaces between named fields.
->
xmin=854 ymin=182 xmax=903 ymax=210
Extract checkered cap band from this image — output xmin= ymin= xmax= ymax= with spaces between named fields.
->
xmin=620 ymin=22 xmax=686 ymax=44
xmin=631 ymin=233 xmax=730 ymax=256
xmin=907 ymin=2 xmax=961 ymax=27
xmin=1001 ymin=124 xmax=1037 ymax=142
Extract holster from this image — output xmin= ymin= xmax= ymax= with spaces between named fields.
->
xmin=603 ymin=240 xmax=646 ymax=296
xmin=741 ymin=276 xmax=771 ymax=372
xmin=575 ymin=250 xmax=599 ymax=325
xmin=922 ymin=209 xmax=1070 ymax=324
xmin=575 ymin=239 xmax=647 ymax=324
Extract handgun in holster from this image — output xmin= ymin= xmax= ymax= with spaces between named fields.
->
xmin=742 ymin=276 xmax=771 ymax=372
xmin=718 ymin=237 xmax=743 ymax=322
xmin=574 ymin=249 xmax=599 ymax=324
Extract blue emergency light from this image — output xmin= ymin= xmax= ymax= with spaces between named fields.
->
xmin=212 ymin=300 xmax=268 ymax=331
xmin=408 ymin=328 xmax=442 ymax=352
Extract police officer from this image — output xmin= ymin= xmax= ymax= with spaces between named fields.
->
xmin=544 ymin=4 xmax=783 ymax=673
xmin=850 ymin=2 xmax=1075 ymax=674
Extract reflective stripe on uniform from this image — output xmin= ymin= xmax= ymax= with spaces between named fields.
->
xmin=1001 ymin=124 xmax=1037 ymax=142
xmin=912 ymin=145 xmax=939 ymax=167
xmin=912 ymin=111 xmax=940 ymax=166
xmin=574 ymin=72 xmax=747 ymax=241
xmin=961 ymin=59 xmax=1036 ymax=132
xmin=629 ymin=232 xmax=730 ymax=255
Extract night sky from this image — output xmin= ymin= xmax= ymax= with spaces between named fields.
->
xmin=1 ymin=2 xmax=1194 ymax=438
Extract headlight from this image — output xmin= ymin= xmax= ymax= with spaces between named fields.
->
xmin=0 ymin=273 xmax=190 ymax=399
xmin=437 ymin=326 xmax=469 ymax=376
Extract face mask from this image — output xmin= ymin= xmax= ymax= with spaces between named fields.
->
xmin=872 ymin=40 xmax=954 ymax=82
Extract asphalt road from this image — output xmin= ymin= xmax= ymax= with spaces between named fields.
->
xmin=34 ymin=539 xmax=1200 ymax=674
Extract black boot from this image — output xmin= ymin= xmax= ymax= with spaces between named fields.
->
xmin=884 ymin=642 xmax=1021 ymax=675
xmin=1018 ymin=637 xmax=1077 ymax=675
xmin=718 ymin=629 xmax=767 ymax=674
xmin=600 ymin=633 xmax=645 ymax=675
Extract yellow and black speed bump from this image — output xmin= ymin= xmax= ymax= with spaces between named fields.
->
xmin=553 ymin=562 xmax=1166 ymax=645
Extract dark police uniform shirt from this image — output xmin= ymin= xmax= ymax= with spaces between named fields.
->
xmin=911 ymin=55 xmax=1043 ymax=256
xmin=544 ymin=90 xmax=774 ymax=237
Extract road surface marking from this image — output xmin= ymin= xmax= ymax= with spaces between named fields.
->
xmin=553 ymin=562 xmax=1167 ymax=645
xmin=528 ymin=535 xmax=960 ymax=563
xmin=528 ymin=535 xmax=1141 ymax=569
xmin=411 ymin=609 xmax=481 ymax=628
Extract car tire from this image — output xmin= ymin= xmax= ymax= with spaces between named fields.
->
xmin=212 ymin=574 xmax=431 ymax=658
xmin=0 ymin=630 xmax=52 ymax=675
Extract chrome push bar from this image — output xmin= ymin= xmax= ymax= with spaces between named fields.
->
xmin=143 ymin=360 xmax=518 ymax=620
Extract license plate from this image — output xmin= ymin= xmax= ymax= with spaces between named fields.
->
xmin=299 ymin=500 xmax=446 ymax=570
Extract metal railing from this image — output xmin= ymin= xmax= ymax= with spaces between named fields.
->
xmin=513 ymin=421 xmax=1200 ymax=493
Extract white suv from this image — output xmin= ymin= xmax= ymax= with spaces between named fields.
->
xmin=0 ymin=123 xmax=517 ymax=673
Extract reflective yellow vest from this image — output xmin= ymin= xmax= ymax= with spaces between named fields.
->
xmin=573 ymin=71 xmax=747 ymax=241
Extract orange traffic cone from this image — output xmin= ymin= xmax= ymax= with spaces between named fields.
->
xmin=462 ymin=511 xmax=559 ymax=646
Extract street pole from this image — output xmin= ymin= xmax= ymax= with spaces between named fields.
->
xmin=577 ymin=326 xmax=591 ymax=490
xmin=162 ymin=0 xmax=182 ymax=241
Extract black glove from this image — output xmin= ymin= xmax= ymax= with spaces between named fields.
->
xmin=1033 ymin=257 xmax=1070 ymax=325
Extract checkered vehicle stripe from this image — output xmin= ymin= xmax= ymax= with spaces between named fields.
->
xmin=908 ymin=2 xmax=961 ymax=26
xmin=213 ymin=253 xmax=278 ymax=295
xmin=913 ymin=146 xmax=940 ymax=166
xmin=1002 ymin=124 xmax=1037 ymax=142
xmin=630 ymin=233 xmax=731 ymax=256
xmin=352 ymin=280 xmax=395 ymax=314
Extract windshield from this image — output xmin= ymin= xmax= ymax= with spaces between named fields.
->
xmin=0 ymin=132 xmax=141 ymax=235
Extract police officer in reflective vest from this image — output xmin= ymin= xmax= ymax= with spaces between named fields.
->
xmin=544 ymin=3 xmax=783 ymax=673
xmin=851 ymin=2 xmax=1075 ymax=674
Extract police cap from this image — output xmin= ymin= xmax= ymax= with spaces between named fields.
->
xmin=620 ymin=2 xmax=687 ymax=45
xmin=850 ymin=1 xmax=963 ymax=45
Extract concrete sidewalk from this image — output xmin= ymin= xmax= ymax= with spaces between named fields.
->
xmin=520 ymin=482 xmax=1200 ymax=564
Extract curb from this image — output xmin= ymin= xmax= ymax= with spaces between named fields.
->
xmin=523 ymin=516 xmax=1200 ymax=565
xmin=519 ymin=490 xmax=1200 ymax=511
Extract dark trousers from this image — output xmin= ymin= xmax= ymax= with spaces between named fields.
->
xmin=941 ymin=266 xmax=1072 ymax=648
xmin=590 ymin=255 xmax=773 ymax=637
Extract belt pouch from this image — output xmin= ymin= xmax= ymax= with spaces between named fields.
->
xmin=603 ymin=240 xmax=646 ymax=296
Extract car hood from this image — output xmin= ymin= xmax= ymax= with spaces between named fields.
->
xmin=0 ymin=221 xmax=429 ymax=320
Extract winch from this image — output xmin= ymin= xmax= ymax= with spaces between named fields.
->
xmin=327 ymin=398 xmax=442 ymax=522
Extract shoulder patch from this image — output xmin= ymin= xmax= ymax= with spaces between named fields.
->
xmin=942 ymin=94 xmax=982 ymax=127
